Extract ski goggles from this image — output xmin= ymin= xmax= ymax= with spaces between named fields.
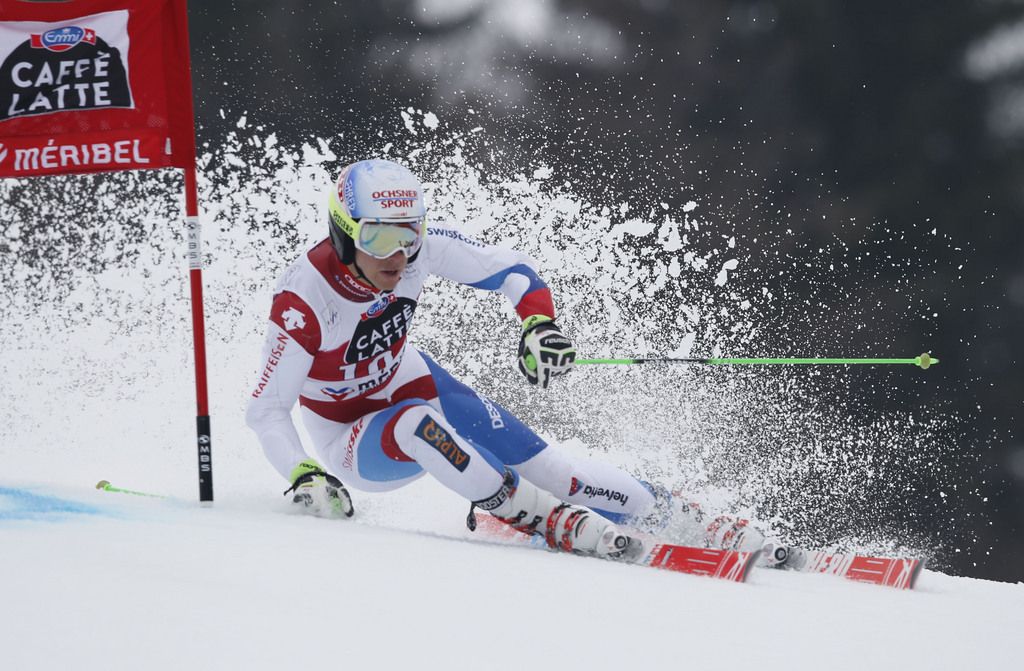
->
xmin=332 ymin=210 xmax=426 ymax=259
xmin=356 ymin=219 xmax=425 ymax=259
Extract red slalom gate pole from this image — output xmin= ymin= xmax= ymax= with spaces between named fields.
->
xmin=184 ymin=162 xmax=213 ymax=504
xmin=175 ymin=0 xmax=214 ymax=504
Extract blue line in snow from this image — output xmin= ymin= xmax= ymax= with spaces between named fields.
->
xmin=0 ymin=487 xmax=103 ymax=522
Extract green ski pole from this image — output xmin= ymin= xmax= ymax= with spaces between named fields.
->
xmin=577 ymin=352 xmax=939 ymax=370
xmin=95 ymin=480 xmax=167 ymax=498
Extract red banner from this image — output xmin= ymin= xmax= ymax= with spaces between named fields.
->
xmin=0 ymin=0 xmax=196 ymax=177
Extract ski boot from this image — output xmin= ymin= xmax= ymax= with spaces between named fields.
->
xmin=705 ymin=515 xmax=805 ymax=569
xmin=638 ymin=487 xmax=801 ymax=569
xmin=478 ymin=468 xmax=644 ymax=561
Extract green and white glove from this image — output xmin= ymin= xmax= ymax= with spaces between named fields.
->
xmin=284 ymin=459 xmax=354 ymax=519
xmin=517 ymin=315 xmax=577 ymax=389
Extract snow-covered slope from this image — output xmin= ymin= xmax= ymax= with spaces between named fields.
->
xmin=2 ymin=479 xmax=1021 ymax=671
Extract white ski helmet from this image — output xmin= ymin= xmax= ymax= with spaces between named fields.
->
xmin=328 ymin=159 xmax=427 ymax=264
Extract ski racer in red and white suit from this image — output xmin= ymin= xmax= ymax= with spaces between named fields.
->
xmin=245 ymin=159 xmax=777 ymax=561
xmin=243 ymin=159 xmax=673 ymax=558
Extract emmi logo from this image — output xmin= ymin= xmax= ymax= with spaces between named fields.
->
xmin=415 ymin=416 xmax=470 ymax=472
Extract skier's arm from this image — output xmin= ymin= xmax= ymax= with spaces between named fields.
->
xmin=425 ymin=227 xmax=575 ymax=387
xmin=423 ymin=227 xmax=555 ymax=320
xmin=245 ymin=291 xmax=321 ymax=480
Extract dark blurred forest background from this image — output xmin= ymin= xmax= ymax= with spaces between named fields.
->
xmin=186 ymin=0 xmax=1024 ymax=581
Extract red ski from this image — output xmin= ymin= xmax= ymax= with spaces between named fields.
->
xmin=474 ymin=513 xmax=756 ymax=583
xmin=641 ymin=542 xmax=756 ymax=582
xmin=790 ymin=550 xmax=926 ymax=589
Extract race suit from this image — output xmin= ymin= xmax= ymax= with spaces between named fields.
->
xmin=245 ymin=227 xmax=656 ymax=522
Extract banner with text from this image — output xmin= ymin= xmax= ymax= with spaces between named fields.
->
xmin=0 ymin=0 xmax=195 ymax=177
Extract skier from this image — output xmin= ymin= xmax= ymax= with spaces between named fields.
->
xmin=245 ymin=158 xmax=783 ymax=563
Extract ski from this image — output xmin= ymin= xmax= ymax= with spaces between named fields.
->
xmin=787 ymin=549 xmax=926 ymax=590
xmin=476 ymin=512 xmax=923 ymax=589
xmin=473 ymin=513 xmax=756 ymax=583
xmin=641 ymin=541 xmax=757 ymax=582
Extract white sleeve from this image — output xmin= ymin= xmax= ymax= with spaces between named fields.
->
xmin=245 ymin=323 xmax=316 ymax=481
xmin=422 ymin=227 xmax=556 ymax=319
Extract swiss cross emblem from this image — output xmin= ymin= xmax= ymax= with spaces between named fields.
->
xmin=281 ymin=307 xmax=306 ymax=331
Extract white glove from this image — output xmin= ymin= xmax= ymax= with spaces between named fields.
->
xmin=285 ymin=459 xmax=354 ymax=519
xmin=517 ymin=315 xmax=576 ymax=389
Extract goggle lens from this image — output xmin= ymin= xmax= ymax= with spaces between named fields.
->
xmin=356 ymin=220 xmax=424 ymax=259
